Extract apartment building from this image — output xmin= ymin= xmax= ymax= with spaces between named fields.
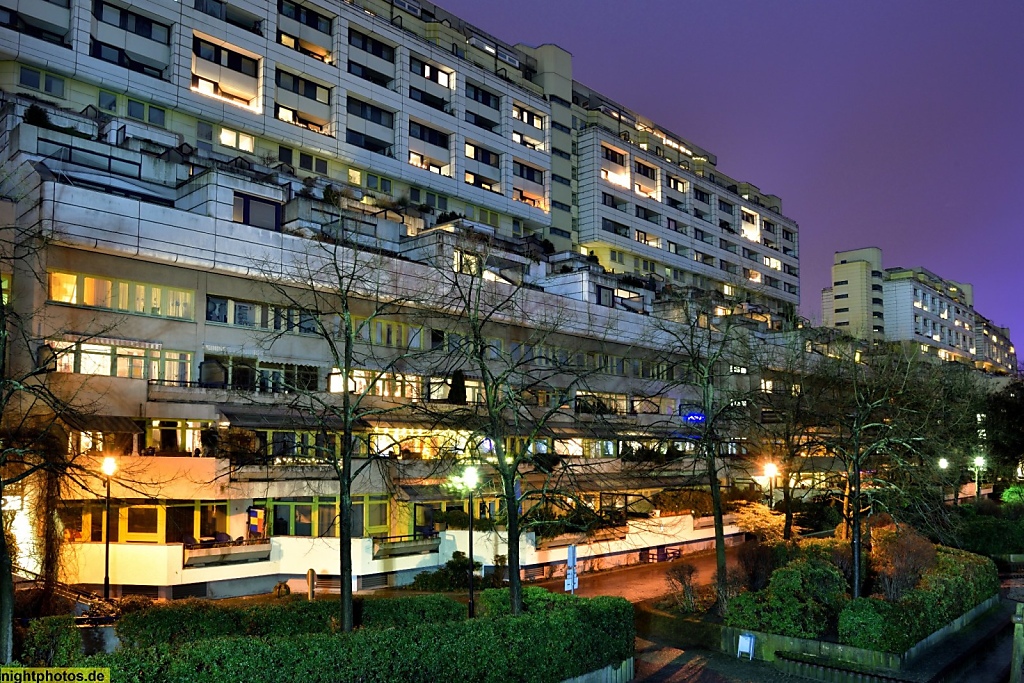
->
xmin=0 ymin=0 xmax=793 ymax=597
xmin=822 ymin=248 xmax=1015 ymax=374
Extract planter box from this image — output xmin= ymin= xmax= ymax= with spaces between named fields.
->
xmin=720 ymin=593 xmax=1000 ymax=672
xmin=536 ymin=526 xmax=628 ymax=550
xmin=183 ymin=540 xmax=271 ymax=567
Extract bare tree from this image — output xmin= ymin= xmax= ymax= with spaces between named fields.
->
xmin=814 ymin=341 xmax=980 ymax=598
xmin=750 ymin=326 xmax=843 ymax=539
xmin=236 ymin=198 xmax=431 ymax=632
xmin=643 ymin=289 xmax=760 ymax=605
xmin=408 ymin=226 xmax=613 ymax=615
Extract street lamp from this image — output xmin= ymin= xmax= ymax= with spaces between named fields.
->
xmin=938 ymin=458 xmax=950 ymax=505
xmin=973 ymin=456 xmax=985 ymax=503
xmin=462 ymin=465 xmax=479 ymax=618
xmin=101 ymin=456 xmax=117 ymax=600
xmin=764 ymin=463 xmax=778 ymax=508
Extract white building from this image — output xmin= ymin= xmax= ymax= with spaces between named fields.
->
xmin=0 ymin=0 xmax=792 ymax=598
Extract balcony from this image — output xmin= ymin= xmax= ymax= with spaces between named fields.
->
xmin=183 ymin=538 xmax=272 ymax=567
xmin=372 ymin=531 xmax=441 ymax=559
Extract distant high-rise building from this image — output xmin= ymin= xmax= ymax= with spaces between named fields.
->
xmin=822 ymin=248 xmax=1015 ymax=374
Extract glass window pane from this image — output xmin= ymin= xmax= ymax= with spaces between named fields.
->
xmin=49 ymin=272 xmax=78 ymax=303
xmin=127 ymin=507 xmax=158 ymax=533
xmin=293 ymin=505 xmax=312 ymax=536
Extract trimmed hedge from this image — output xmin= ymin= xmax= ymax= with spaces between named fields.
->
xmin=838 ymin=546 xmax=999 ymax=653
xmin=361 ymin=594 xmax=466 ymax=629
xmin=478 ymin=586 xmax=582 ymax=617
xmin=20 ymin=615 xmax=82 ymax=666
xmin=724 ymin=557 xmax=846 ymax=639
xmin=117 ymin=595 xmax=465 ymax=650
xmin=91 ymin=596 xmax=635 ymax=683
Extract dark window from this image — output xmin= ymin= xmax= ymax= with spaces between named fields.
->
xmin=278 ymin=146 xmax=293 ymax=165
xmin=602 ymin=146 xmax=625 ymax=165
xmin=347 ymin=61 xmax=391 ymax=87
xmin=466 ymin=83 xmax=499 ymax=109
xmin=279 ymin=0 xmax=331 ymax=33
xmin=693 ymin=188 xmax=710 ymax=204
xmin=718 ymin=200 xmax=733 ymax=214
xmin=513 ymin=162 xmax=543 ymax=184
xmin=232 ymin=193 xmax=281 ymax=231
xmin=345 ymin=130 xmax=391 ymax=154
xmin=465 ymin=110 xmax=499 ymax=132
xmin=192 ymin=38 xmax=257 ymax=76
xmin=634 ymin=161 xmax=655 ymax=179
xmin=348 ymin=28 xmax=394 ymax=61
xmin=409 ymin=86 xmax=448 ymax=112
xmin=409 ymin=121 xmax=449 ymax=148
xmin=346 ymin=98 xmax=393 ymax=127
xmin=275 ymin=69 xmax=330 ymax=104
xmin=206 ymin=296 xmax=228 ymax=323
xmin=92 ymin=40 xmax=164 ymax=78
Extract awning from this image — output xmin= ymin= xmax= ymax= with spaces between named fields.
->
xmin=62 ymin=415 xmax=143 ymax=434
xmin=219 ymin=406 xmax=368 ymax=431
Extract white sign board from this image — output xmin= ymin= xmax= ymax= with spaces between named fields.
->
xmin=564 ymin=567 xmax=579 ymax=592
xmin=737 ymin=633 xmax=755 ymax=660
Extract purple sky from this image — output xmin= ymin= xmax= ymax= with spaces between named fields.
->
xmin=437 ymin=0 xmax=1024 ymax=348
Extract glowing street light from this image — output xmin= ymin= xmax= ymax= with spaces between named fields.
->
xmin=764 ymin=463 xmax=778 ymax=508
xmin=101 ymin=457 xmax=117 ymax=600
xmin=973 ymin=456 xmax=986 ymax=503
xmin=453 ymin=465 xmax=480 ymax=617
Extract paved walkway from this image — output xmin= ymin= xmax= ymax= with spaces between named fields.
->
xmin=532 ymin=546 xmax=739 ymax=601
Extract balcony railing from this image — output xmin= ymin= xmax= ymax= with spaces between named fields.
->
xmin=371 ymin=531 xmax=440 ymax=559
xmin=183 ymin=537 xmax=272 ymax=567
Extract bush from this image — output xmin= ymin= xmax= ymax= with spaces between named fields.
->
xmin=651 ymin=489 xmax=714 ymax=517
xmin=20 ymin=615 xmax=81 ymax=666
xmin=116 ymin=595 xmax=154 ymax=616
xmin=725 ymin=556 xmax=846 ymax=639
xmin=117 ymin=594 xmax=469 ymax=650
xmin=410 ymin=551 xmax=480 ymax=592
xmin=90 ymin=595 xmax=634 ymax=683
xmin=837 ymin=598 xmax=894 ymax=650
xmin=666 ymin=563 xmax=700 ymax=611
xmin=479 ymin=586 xmax=580 ymax=617
xmin=871 ymin=525 xmax=936 ymax=601
xmin=837 ymin=546 xmax=998 ymax=653
xmin=361 ymin=595 xmax=465 ymax=628
xmin=954 ymin=515 xmax=1024 ymax=556
xmin=1001 ymin=485 xmax=1024 ymax=505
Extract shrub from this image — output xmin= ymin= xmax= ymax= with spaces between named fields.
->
xmin=725 ymin=556 xmax=846 ymax=639
xmin=90 ymin=595 xmax=634 ymax=683
xmin=954 ymin=515 xmax=1024 ymax=556
xmin=666 ymin=563 xmax=700 ymax=611
xmin=738 ymin=541 xmax=776 ymax=591
xmin=871 ymin=524 xmax=937 ymax=601
xmin=837 ymin=545 xmax=998 ymax=653
xmin=732 ymin=502 xmax=788 ymax=543
xmin=837 ymin=598 xmax=893 ymax=650
xmin=361 ymin=595 xmax=465 ymax=628
xmin=116 ymin=595 xmax=154 ymax=616
xmin=478 ymin=586 xmax=580 ymax=617
xmin=20 ymin=615 xmax=81 ymax=667
xmin=651 ymin=489 xmax=713 ymax=517
xmin=409 ymin=551 xmax=480 ymax=592
xmin=1001 ymin=485 xmax=1024 ymax=505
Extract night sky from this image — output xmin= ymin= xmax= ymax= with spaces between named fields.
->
xmin=436 ymin=0 xmax=1024 ymax=352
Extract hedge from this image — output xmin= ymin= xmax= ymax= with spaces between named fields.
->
xmin=117 ymin=595 xmax=465 ymax=650
xmin=478 ymin=586 xmax=583 ymax=617
xmin=90 ymin=596 xmax=635 ymax=683
xmin=838 ymin=546 xmax=999 ymax=653
xmin=724 ymin=557 xmax=846 ymax=639
xmin=20 ymin=615 xmax=82 ymax=667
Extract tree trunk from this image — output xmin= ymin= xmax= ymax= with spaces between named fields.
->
xmin=850 ymin=462 xmax=862 ymax=599
xmin=707 ymin=447 xmax=727 ymax=593
xmin=782 ymin=484 xmax=794 ymax=540
xmin=40 ymin=468 xmax=61 ymax=612
xmin=0 ymin=486 xmax=14 ymax=664
xmin=503 ymin=473 xmax=522 ymax=616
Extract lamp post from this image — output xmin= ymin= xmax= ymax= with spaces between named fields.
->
xmin=764 ymin=463 xmax=778 ymax=509
xmin=973 ymin=456 xmax=985 ymax=503
xmin=462 ymin=465 xmax=479 ymax=618
xmin=938 ymin=458 xmax=949 ymax=505
xmin=101 ymin=456 xmax=117 ymax=600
